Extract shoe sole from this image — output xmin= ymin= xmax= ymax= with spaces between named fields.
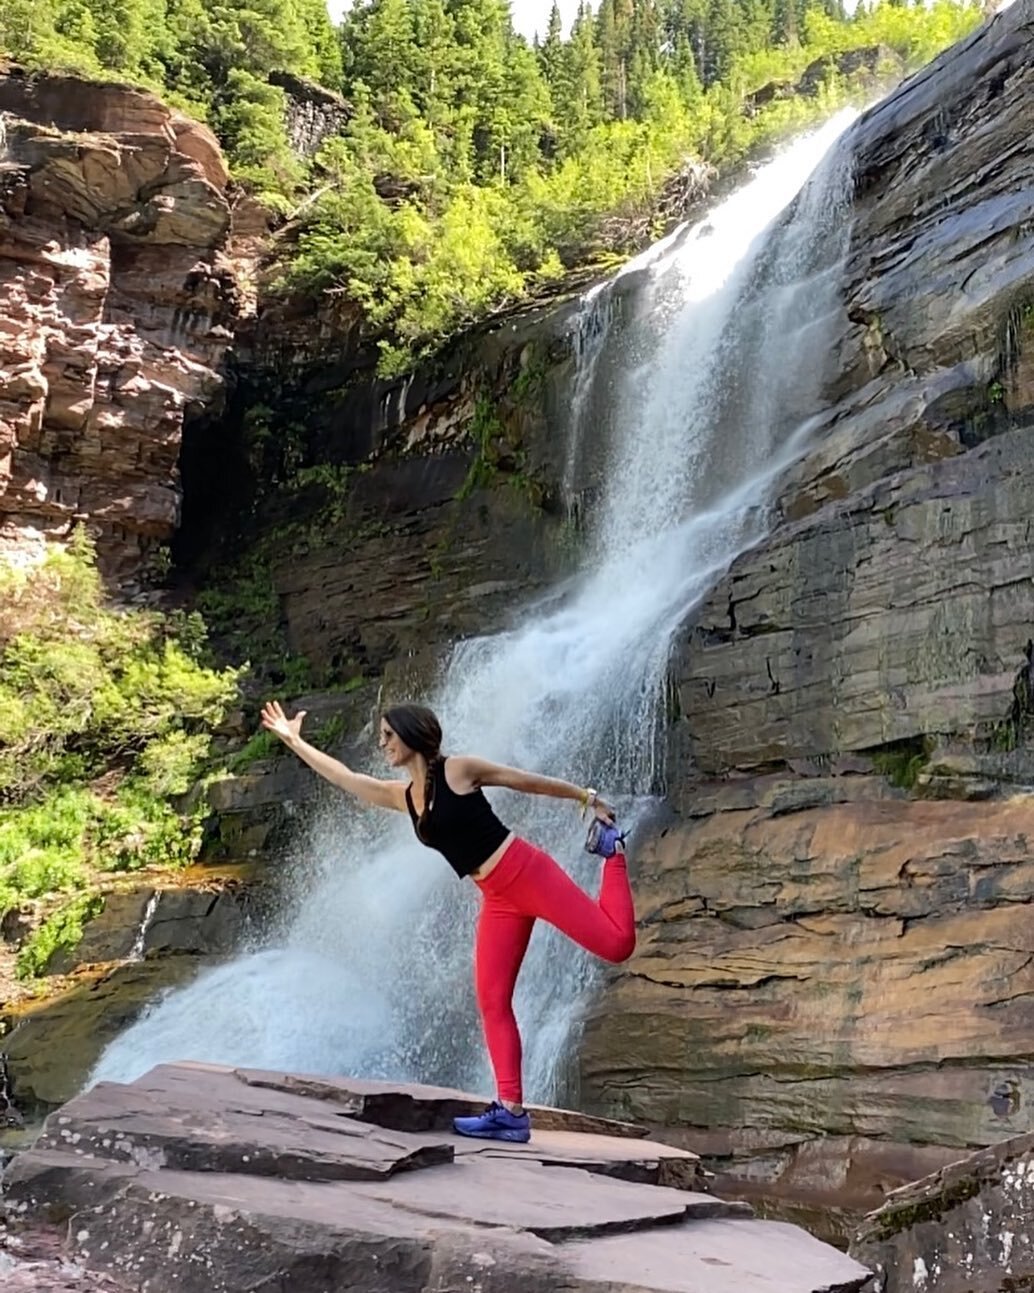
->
xmin=452 ymin=1125 xmax=530 ymax=1143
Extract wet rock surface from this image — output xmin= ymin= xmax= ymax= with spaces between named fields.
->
xmin=1 ymin=962 xmax=206 ymax=1110
xmin=1 ymin=1062 xmax=871 ymax=1292
xmin=678 ymin=425 xmax=1034 ymax=770
xmin=0 ymin=864 xmax=266 ymax=1109
xmin=850 ymin=1131 xmax=1034 ymax=1293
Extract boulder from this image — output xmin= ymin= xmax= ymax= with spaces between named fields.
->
xmin=850 ymin=1132 xmax=1034 ymax=1292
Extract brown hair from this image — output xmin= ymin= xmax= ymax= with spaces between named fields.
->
xmin=382 ymin=703 xmax=443 ymax=842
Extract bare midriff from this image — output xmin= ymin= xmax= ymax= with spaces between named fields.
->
xmin=469 ymin=830 xmax=516 ymax=882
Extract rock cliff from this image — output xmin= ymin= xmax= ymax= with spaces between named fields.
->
xmin=581 ymin=0 xmax=1034 ymax=1230
xmin=0 ymin=64 xmax=242 ymax=580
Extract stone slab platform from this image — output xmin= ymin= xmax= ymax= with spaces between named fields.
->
xmin=2 ymin=1062 xmax=872 ymax=1292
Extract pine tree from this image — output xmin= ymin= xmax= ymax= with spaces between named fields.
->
xmin=738 ymin=0 xmax=774 ymax=52
xmin=344 ymin=0 xmax=418 ymax=114
xmin=629 ymin=0 xmax=660 ymax=77
xmin=498 ymin=35 xmax=551 ymax=179
xmin=84 ymin=0 xmax=151 ymax=72
xmin=294 ymin=0 xmax=344 ymax=86
xmin=771 ymin=0 xmax=799 ymax=45
xmin=595 ymin=0 xmax=623 ymax=118
xmin=156 ymin=0 xmax=214 ymax=108
xmin=0 ymin=0 xmax=56 ymax=61
xmin=562 ymin=0 xmax=603 ymax=136
xmin=446 ymin=0 xmax=512 ymax=179
xmin=596 ymin=0 xmax=634 ymax=118
xmin=677 ymin=0 xmax=710 ymax=86
xmin=627 ymin=44 xmax=652 ymax=118
xmin=539 ymin=0 xmax=566 ymax=113
xmin=53 ymin=0 xmax=100 ymax=61
xmin=410 ymin=0 xmax=455 ymax=128
xmin=672 ymin=31 xmax=701 ymax=105
xmin=701 ymin=0 xmax=741 ymax=83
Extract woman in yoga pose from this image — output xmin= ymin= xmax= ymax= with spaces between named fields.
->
xmin=260 ymin=699 xmax=636 ymax=1143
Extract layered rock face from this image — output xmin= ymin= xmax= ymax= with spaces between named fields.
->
xmin=582 ymin=775 xmax=1034 ymax=1235
xmin=183 ymin=277 xmax=601 ymax=692
xmin=0 ymin=64 xmax=240 ymax=580
xmin=582 ymin=0 xmax=1034 ymax=1226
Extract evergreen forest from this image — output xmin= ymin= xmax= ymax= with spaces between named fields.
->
xmin=2 ymin=0 xmax=981 ymax=369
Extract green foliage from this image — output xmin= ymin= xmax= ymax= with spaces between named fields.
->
xmin=870 ymin=745 xmax=928 ymax=790
xmin=1 ymin=0 xmax=982 ymax=366
xmin=0 ymin=537 xmax=242 ymax=926
xmin=0 ymin=788 xmax=94 ymax=919
xmin=0 ymin=536 xmax=240 ymax=799
xmin=90 ymin=793 xmax=207 ymax=871
xmin=227 ymin=727 xmax=282 ymax=771
xmin=457 ymin=394 xmax=508 ymax=500
xmin=15 ymin=892 xmax=105 ymax=980
xmin=283 ymin=0 xmax=981 ymax=370
xmin=227 ymin=708 xmax=348 ymax=772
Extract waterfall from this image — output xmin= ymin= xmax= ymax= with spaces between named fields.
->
xmin=90 ymin=111 xmax=858 ymax=1102
xmin=562 ymin=217 xmax=696 ymax=517
xmin=128 ymin=891 xmax=161 ymax=962
xmin=563 ymin=281 xmax=614 ymax=515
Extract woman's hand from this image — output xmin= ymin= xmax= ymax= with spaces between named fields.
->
xmin=592 ymin=795 xmax=616 ymax=824
xmin=260 ymin=700 xmax=306 ymax=746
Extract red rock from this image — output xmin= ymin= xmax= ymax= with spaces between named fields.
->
xmin=0 ymin=64 xmax=246 ymax=583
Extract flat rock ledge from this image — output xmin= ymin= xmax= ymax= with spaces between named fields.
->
xmin=0 ymin=1061 xmax=872 ymax=1292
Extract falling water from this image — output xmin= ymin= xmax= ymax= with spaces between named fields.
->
xmin=128 ymin=891 xmax=162 ymax=962
xmin=562 ymin=281 xmax=614 ymax=513
xmin=562 ymin=218 xmax=695 ymax=516
xmin=91 ymin=111 xmax=858 ymax=1102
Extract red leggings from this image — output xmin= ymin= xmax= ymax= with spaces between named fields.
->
xmin=473 ymin=835 xmax=636 ymax=1105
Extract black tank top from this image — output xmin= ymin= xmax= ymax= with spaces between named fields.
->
xmin=405 ymin=759 xmax=510 ymax=878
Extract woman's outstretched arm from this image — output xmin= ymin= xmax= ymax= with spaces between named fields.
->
xmin=260 ymin=701 xmax=406 ymax=812
xmin=450 ymin=755 xmax=615 ymax=821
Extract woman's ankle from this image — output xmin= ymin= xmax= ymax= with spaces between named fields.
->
xmin=500 ymin=1099 xmax=525 ymax=1115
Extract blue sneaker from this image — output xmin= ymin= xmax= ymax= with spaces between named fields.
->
xmin=453 ymin=1102 xmax=531 ymax=1142
xmin=584 ymin=819 xmax=626 ymax=858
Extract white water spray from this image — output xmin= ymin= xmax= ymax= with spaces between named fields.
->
xmin=92 ymin=112 xmax=858 ymax=1102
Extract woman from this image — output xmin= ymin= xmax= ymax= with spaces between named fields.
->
xmin=260 ymin=699 xmax=636 ymax=1144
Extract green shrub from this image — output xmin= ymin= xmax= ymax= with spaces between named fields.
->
xmin=227 ymin=728 xmax=282 ymax=772
xmin=15 ymin=892 xmax=105 ymax=980
xmin=871 ymin=748 xmax=928 ymax=790
xmin=0 ymin=537 xmax=243 ymax=921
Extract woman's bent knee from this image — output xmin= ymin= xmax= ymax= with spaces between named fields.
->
xmin=603 ymin=932 xmax=636 ymax=964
